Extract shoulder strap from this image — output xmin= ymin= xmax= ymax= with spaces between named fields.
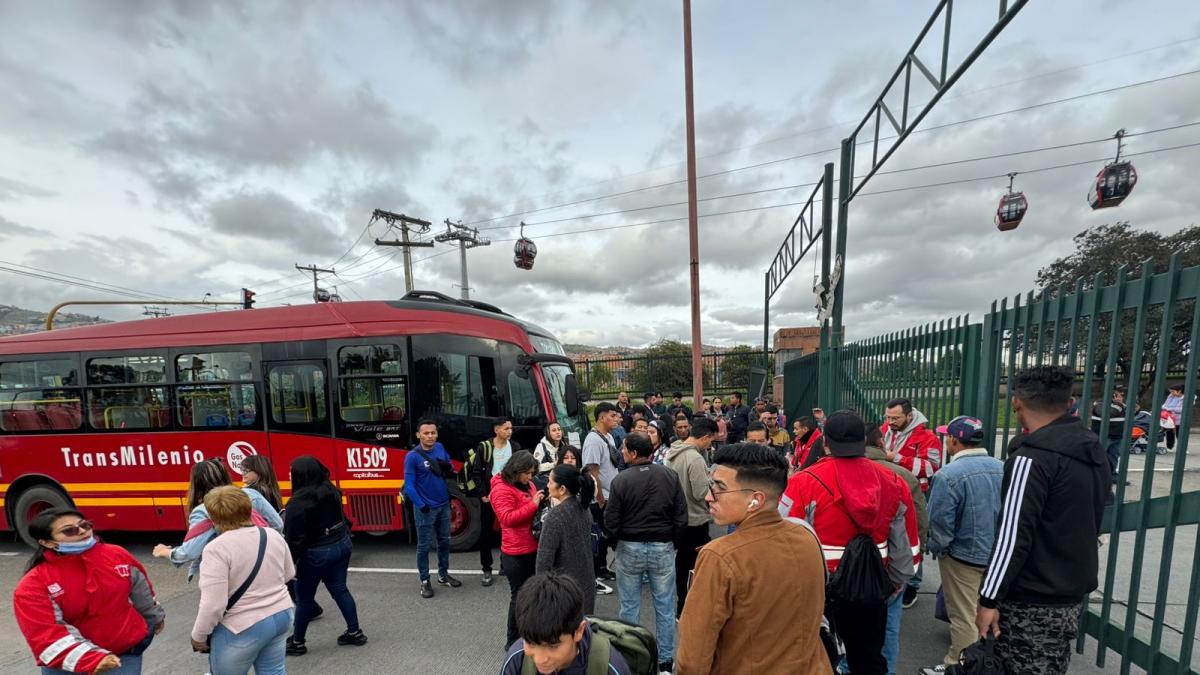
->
xmin=520 ymin=650 xmax=538 ymax=675
xmin=585 ymin=631 xmax=612 ymax=675
xmin=226 ymin=527 xmax=267 ymax=612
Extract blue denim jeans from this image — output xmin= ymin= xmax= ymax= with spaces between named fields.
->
xmin=293 ymin=535 xmax=359 ymax=643
xmin=209 ymin=608 xmax=292 ymax=675
xmin=883 ymin=588 xmax=904 ymax=675
xmin=614 ymin=540 xmax=676 ymax=664
xmin=414 ymin=504 xmax=451 ymax=581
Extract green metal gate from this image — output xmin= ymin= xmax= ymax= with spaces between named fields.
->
xmin=783 ymin=351 xmax=820 ymax=425
xmin=974 ymin=254 xmax=1200 ymax=674
xmin=809 ymin=254 xmax=1199 ymax=672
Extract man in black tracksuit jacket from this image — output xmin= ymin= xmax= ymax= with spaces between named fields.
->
xmin=976 ymin=366 xmax=1111 ymax=675
xmin=605 ymin=431 xmax=688 ymax=671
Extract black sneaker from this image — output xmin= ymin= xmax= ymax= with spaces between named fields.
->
xmin=337 ymin=629 xmax=368 ymax=647
xmin=598 ymin=569 xmax=616 ymax=581
xmin=658 ymin=659 xmax=674 ymax=674
xmin=595 ymin=580 xmax=614 ymax=595
xmin=286 ymin=637 xmax=307 ymax=656
xmin=902 ymin=585 xmax=918 ymax=609
xmin=420 ymin=580 xmax=434 ymax=599
xmin=482 ymin=571 xmax=494 ymax=587
xmin=438 ymin=574 xmax=462 ymax=588
xmin=310 ymin=604 xmax=324 ymax=621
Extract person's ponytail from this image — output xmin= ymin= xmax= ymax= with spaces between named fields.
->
xmin=576 ymin=472 xmax=595 ymax=512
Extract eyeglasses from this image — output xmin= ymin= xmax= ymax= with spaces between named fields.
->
xmin=705 ymin=481 xmax=755 ymax=499
xmin=56 ymin=520 xmax=94 ymax=537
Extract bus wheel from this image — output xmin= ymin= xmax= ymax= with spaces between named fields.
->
xmin=448 ymin=488 xmax=480 ymax=553
xmin=14 ymin=486 xmax=72 ymax=548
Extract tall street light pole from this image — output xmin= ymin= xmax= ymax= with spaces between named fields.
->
xmin=682 ymin=0 xmax=704 ymax=406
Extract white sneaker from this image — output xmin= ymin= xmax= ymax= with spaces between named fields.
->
xmin=595 ymin=580 xmax=614 ymax=595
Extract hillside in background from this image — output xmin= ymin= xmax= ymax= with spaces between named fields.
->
xmin=0 ymin=305 xmax=110 ymax=336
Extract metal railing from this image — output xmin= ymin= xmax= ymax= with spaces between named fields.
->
xmin=793 ymin=255 xmax=1199 ymax=672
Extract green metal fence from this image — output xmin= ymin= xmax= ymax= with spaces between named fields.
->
xmin=783 ymin=351 xmax=820 ymax=426
xmin=801 ymin=255 xmax=1199 ymax=672
xmin=832 ymin=315 xmax=982 ymax=429
xmin=975 ymin=254 xmax=1200 ymax=674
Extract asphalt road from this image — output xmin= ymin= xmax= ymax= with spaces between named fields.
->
xmin=1 ymin=452 xmax=1196 ymax=674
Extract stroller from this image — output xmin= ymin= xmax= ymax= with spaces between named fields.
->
xmin=1130 ymin=410 xmax=1164 ymax=455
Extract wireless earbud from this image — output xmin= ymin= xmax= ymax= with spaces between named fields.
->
xmin=749 ymin=498 xmax=760 ymax=509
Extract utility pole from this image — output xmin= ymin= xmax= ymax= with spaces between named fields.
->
xmin=371 ymin=209 xmax=434 ymax=293
xmin=142 ymin=305 xmax=171 ymax=318
xmin=682 ymin=0 xmax=704 ymax=405
xmin=295 ymin=263 xmax=335 ymax=304
xmin=435 ymin=219 xmax=490 ymax=300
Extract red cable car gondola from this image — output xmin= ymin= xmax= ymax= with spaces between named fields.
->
xmin=513 ymin=221 xmax=537 ymax=270
xmin=1088 ymin=128 xmax=1137 ymax=210
xmin=995 ymin=172 xmax=1027 ymax=232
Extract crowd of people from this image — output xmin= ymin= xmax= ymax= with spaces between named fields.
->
xmin=12 ymin=370 xmax=1164 ymax=674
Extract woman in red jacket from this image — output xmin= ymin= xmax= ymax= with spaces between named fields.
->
xmin=14 ymin=508 xmax=165 ymax=674
xmin=489 ymin=450 xmax=545 ymax=649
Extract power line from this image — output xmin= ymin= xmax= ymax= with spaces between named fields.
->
xmin=481 ymin=140 xmax=1200 ymax=242
xmin=469 ymin=67 xmax=1200 ymax=230
xmin=491 ymin=122 xmax=1200 ymax=231
xmin=464 ymin=33 xmax=1200 ymax=220
xmin=0 ymin=259 xmax=186 ymax=301
xmin=267 ymin=248 xmax=458 ymax=303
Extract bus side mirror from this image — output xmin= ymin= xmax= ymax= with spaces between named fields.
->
xmin=565 ymin=374 xmax=586 ymax=417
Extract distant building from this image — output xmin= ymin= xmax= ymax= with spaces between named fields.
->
xmin=772 ymin=327 xmax=824 ymax=404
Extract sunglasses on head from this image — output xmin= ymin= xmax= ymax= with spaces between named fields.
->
xmin=57 ymin=520 xmax=94 ymax=537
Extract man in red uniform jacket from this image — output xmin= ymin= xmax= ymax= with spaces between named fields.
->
xmin=881 ymin=397 xmax=943 ymax=492
xmin=781 ymin=410 xmax=920 ymax=675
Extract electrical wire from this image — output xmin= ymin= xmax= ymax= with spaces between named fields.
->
xmin=0 ymin=261 xmax=188 ymax=302
xmin=469 ymin=67 xmax=1200 ymax=230
xmin=465 ymin=33 xmax=1200 ymax=219
xmin=491 ymin=122 xmax=1200 ymax=230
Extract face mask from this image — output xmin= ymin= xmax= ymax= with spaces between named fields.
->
xmin=55 ymin=536 xmax=97 ymax=555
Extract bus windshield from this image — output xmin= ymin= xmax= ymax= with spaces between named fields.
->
xmin=541 ymin=363 xmax=586 ymax=446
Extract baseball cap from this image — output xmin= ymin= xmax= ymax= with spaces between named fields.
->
xmin=936 ymin=415 xmax=985 ymax=444
xmin=824 ymin=409 xmax=867 ymax=457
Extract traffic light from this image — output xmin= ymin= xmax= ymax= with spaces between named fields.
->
xmin=241 ymin=288 xmax=256 ymax=310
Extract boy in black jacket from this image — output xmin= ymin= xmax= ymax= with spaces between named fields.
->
xmin=976 ymin=366 xmax=1111 ymax=675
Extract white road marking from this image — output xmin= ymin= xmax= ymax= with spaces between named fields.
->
xmin=349 ymin=567 xmax=487 ymax=575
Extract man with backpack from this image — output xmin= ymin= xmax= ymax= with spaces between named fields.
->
xmin=676 ymin=443 xmax=831 ymax=675
xmin=583 ymin=402 xmax=623 ymax=585
xmin=665 ymin=415 xmax=718 ymax=617
xmin=500 ymin=571 xmax=636 ymax=675
xmin=466 ymin=416 xmax=521 ymax=587
xmin=781 ymin=410 xmax=919 ymax=675
xmin=976 ymin=366 xmax=1109 ymax=675
xmin=404 ymin=418 xmax=463 ymax=599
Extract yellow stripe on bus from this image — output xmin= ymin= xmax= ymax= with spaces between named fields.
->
xmin=63 ymin=482 xmax=190 ymax=493
xmin=73 ymin=498 xmax=159 ymax=507
xmin=338 ymin=480 xmax=404 ymax=489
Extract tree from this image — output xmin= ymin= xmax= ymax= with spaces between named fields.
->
xmin=717 ymin=345 xmax=769 ymax=392
xmin=585 ymin=362 xmax=615 ymax=393
xmin=1036 ymin=222 xmax=1200 ymax=399
xmin=631 ymin=340 xmax=712 ymax=395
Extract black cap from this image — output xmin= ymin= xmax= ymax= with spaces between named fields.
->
xmin=824 ymin=409 xmax=867 ymax=457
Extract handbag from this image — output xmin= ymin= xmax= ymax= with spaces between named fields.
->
xmin=935 ymin=585 xmax=950 ymax=622
xmin=947 ymin=636 xmax=1009 ymax=675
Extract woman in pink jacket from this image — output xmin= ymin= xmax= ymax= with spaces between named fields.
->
xmin=489 ymin=450 xmax=545 ymax=649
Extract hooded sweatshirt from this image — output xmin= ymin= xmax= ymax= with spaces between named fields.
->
xmin=979 ymin=414 xmax=1110 ymax=608
xmin=881 ymin=408 xmax=943 ymax=491
xmin=781 ymin=456 xmax=919 ymax=585
xmin=665 ymin=439 xmax=712 ymax=527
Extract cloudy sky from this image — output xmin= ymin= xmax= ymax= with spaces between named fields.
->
xmin=2 ymin=0 xmax=1199 ymax=347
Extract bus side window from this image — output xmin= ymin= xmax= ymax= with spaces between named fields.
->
xmin=0 ymin=358 xmax=83 ymax=433
xmin=268 ymin=364 xmax=327 ymax=426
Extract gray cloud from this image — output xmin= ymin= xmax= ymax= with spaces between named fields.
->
xmin=206 ymin=191 xmax=342 ymax=258
xmin=0 ymin=176 xmax=56 ymax=201
xmin=0 ymin=215 xmax=46 ymax=239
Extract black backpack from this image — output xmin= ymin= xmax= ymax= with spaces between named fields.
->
xmin=827 ymin=532 xmax=894 ymax=605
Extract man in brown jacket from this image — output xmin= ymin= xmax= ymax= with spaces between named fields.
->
xmin=676 ymin=443 xmax=832 ymax=675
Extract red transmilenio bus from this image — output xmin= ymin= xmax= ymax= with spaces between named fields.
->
xmin=0 ymin=291 xmax=589 ymax=549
